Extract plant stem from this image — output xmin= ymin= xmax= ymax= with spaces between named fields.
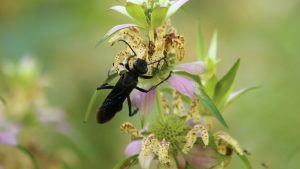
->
xmin=149 ymin=26 xmax=155 ymax=42
xmin=173 ymin=155 xmax=180 ymax=169
xmin=155 ymin=88 xmax=165 ymax=119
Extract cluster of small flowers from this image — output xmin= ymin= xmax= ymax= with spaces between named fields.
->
xmin=0 ymin=56 xmax=74 ymax=168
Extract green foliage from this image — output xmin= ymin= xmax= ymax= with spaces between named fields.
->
xmin=238 ymin=155 xmax=252 ymax=169
xmin=213 ymin=59 xmax=240 ymax=108
xmin=113 ymin=154 xmax=139 ymax=169
xmin=96 ymin=24 xmax=138 ymax=47
xmin=151 ymin=7 xmax=168 ymax=28
xmin=196 ymin=21 xmax=205 ymax=61
xmin=110 ymin=5 xmax=132 ymax=19
xmin=197 ymin=83 xmax=229 ymax=128
xmin=84 ymin=90 xmax=101 ymax=123
xmin=207 ymin=30 xmax=218 ymax=63
xmin=126 ymin=3 xmax=148 ymax=27
xmin=225 ymin=86 xmax=260 ymax=108
xmin=166 ymin=0 xmax=189 ymax=18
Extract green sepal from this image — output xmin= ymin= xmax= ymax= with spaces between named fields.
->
xmin=96 ymin=24 xmax=138 ymax=47
xmin=225 ymin=86 xmax=260 ymax=108
xmin=113 ymin=154 xmax=139 ymax=169
xmin=83 ymin=72 xmax=118 ymax=122
xmin=204 ymin=75 xmax=218 ymax=98
xmin=214 ymin=59 xmax=240 ymax=108
xmin=208 ymin=30 xmax=218 ymax=63
xmin=126 ymin=3 xmax=148 ymax=27
xmin=151 ymin=7 xmax=168 ymax=28
xmin=166 ymin=0 xmax=189 ymax=18
xmin=196 ymin=21 xmax=205 ymax=61
xmin=238 ymin=154 xmax=252 ymax=169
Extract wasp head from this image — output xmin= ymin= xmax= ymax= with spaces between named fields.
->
xmin=133 ymin=58 xmax=148 ymax=74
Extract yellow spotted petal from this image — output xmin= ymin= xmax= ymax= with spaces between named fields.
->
xmin=160 ymin=93 xmax=170 ymax=114
xmin=120 ymin=122 xmax=141 ymax=139
xmin=172 ymin=90 xmax=186 ymax=117
xmin=114 ymin=50 xmax=129 ymax=73
xmin=194 ymin=125 xmax=209 ymax=146
xmin=214 ymin=131 xmax=244 ymax=155
xmin=186 ymin=95 xmax=201 ymax=123
xmin=157 ymin=139 xmax=171 ymax=167
xmin=141 ymin=134 xmax=155 ymax=156
xmin=182 ymin=126 xmax=198 ymax=154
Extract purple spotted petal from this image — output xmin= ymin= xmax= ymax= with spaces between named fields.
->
xmin=168 ymin=75 xmax=196 ymax=98
xmin=176 ymin=61 xmax=206 ymax=75
xmin=130 ymin=89 xmax=156 ymax=117
xmin=124 ymin=140 xmax=142 ymax=157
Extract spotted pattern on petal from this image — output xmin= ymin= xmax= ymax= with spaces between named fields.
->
xmin=186 ymin=95 xmax=201 ymax=123
xmin=214 ymin=131 xmax=244 ymax=155
xmin=120 ymin=122 xmax=141 ymax=139
xmin=157 ymin=139 xmax=171 ymax=167
xmin=172 ymin=90 xmax=186 ymax=117
xmin=141 ymin=134 xmax=155 ymax=156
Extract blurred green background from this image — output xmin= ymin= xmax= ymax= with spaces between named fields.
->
xmin=1 ymin=0 xmax=300 ymax=168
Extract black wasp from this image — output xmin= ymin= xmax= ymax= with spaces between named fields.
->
xmin=97 ymin=40 xmax=171 ymax=123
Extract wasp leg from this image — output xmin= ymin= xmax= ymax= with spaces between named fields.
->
xmin=96 ymin=83 xmax=114 ymax=90
xmin=139 ymin=75 xmax=154 ymax=79
xmin=136 ymin=71 xmax=172 ymax=93
xmin=127 ymin=96 xmax=138 ymax=116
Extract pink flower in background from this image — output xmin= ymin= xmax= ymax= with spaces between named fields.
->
xmin=0 ymin=112 xmax=20 ymax=146
xmin=35 ymin=107 xmax=72 ymax=135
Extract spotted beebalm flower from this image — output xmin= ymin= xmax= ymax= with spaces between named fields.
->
xmin=121 ymin=89 xmax=247 ymax=169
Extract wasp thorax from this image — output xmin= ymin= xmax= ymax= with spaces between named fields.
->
xmin=133 ymin=58 xmax=148 ymax=74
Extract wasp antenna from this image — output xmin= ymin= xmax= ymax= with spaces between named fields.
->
xmin=118 ymin=40 xmax=137 ymax=57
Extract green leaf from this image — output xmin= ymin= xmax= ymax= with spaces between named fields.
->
xmin=203 ymin=58 xmax=217 ymax=80
xmin=173 ymin=71 xmax=228 ymax=128
xmin=196 ymin=21 xmax=205 ymax=61
xmin=84 ymin=90 xmax=101 ymax=123
xmin=110 ymin=6 xmax=132 ymax=19
xmin=225 ymin=86 xmax=260 ymax=108
xmin=198 ymin=84 xmax=228 ymax=128
xmin=166 ymin=0 xmax=189 ymax=18
xmin=204 ymin=75 xmax=218 ymax=98
xmin=126 ymin=3 xmax=148 ymax=27
xmin=208 ymin=30 xmax=218 ymax=62
xmin=238 ymin=155 xmax=252 ymax=169
xmin=113 ymin=154 xmax=139 ymax=169
xmin=214 ymin=59 xmax=240 ymax=108
xmin=96 ymin=24 xmax=138 ymax=47
xmin=84 ymin=71 xmax=118 ymax=122
xmin=151 ymin=7 xmax=168 ymax=28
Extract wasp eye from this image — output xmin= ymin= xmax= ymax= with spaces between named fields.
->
xmin=133 ymin=59 xmax=148 ymax=74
